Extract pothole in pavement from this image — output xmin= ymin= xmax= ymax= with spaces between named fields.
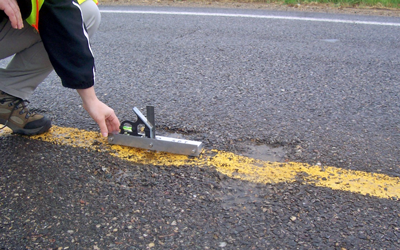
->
xmin=158 ymin=130 xmax=287 ymax=162
xmin=235 ymin=142 xmax=287 ymax=162
xmin=132 ymin=127 xmax=288 ymax=162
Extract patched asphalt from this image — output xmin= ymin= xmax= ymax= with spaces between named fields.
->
xmin=1 ymin=5 xmax=400 ymax=249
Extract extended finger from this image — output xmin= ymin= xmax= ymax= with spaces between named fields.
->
xmin=1 ymin=0 xmax=23 ymax=29
xmin=97 ymin=119 xmax=109 ymax=137
xmin=106 ymin=114 xmax=120 ymax=134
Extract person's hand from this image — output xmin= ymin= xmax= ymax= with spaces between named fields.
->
xmin=0 ymin=0 xmax=23 ymax=29
xmin=77 ymin=87 xmax=120 ymax=137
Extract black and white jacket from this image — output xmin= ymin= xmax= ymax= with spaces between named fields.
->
xmin=1 ymin=0 xmax=95 ymax=90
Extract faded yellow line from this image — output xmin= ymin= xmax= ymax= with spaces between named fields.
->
xmin=1 ymin=125 xmax=399 ymax=200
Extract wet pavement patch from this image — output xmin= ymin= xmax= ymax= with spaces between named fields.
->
xmin=235 ymin=141 xmax=286 ymax=162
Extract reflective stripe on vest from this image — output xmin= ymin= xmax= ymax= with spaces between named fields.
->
xmin=26 ymin=0 xmax=99 ymax=31
xmin=78 ymin=0 xmax=99 ymax=4
xmin=26 ymin=0 xmax=44 ymax=31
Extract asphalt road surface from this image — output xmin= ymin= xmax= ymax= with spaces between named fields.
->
xmin=1 ymin=5 xmax=400 ymax=249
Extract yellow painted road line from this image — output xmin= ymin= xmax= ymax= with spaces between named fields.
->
xmin=1 ymin=125 xmax=399 ymax=200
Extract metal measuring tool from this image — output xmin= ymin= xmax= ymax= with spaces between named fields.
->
xmin=108 ymin=106 xmax=203 ymax=156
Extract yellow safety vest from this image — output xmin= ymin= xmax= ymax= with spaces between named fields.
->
xmin=77 ymin=0 xmax=99 ymax=4
xmin=26 ymin=0 xmax=98 ymax=31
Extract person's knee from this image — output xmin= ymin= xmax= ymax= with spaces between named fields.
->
xmin=80 ymin=0 xmax=101 ymax=39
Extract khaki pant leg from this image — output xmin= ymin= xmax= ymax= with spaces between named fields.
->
xmin=0 ymin=19 xmax=52 ymax=100
xmin=81 ymin=0 xmax=101 ymax=38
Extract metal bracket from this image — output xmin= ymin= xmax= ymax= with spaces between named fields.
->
xmin=108 ymin=106 xmax=203 ymax=156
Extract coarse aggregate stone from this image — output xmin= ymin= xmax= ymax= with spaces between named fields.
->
xmin=1 ymin=136 xmax=399 ymax=249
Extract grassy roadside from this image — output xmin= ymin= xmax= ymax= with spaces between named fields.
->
xmin=100 ymin=0 xmax=399 ymax=9
xmin=280 ymin=0 xmax=399 ymax=8
xmin=99 ymin=0 xmax=400 ymax=17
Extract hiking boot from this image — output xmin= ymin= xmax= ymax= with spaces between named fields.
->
xmin=0 ymin=91 xmax=51 ymax=135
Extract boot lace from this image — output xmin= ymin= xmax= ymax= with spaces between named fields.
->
xmin=0 ymin=95 xmax=35 ymax=130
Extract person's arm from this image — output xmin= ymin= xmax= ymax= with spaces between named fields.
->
xmin=38 ymin=0 xmax=120 ymax=136
xmin=39 ymin=0 xmax=95 ymax=89
xmin=77 ymin=87 xmax=120 ymax=137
